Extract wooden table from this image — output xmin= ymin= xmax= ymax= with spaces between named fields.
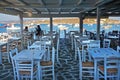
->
xmin=88 ymin=48 xmax=120 ymax=80
xmin=0 ymin=42 xmax=7 ymax=64
xmin=13 ymin=49 xmax=46 ymax=80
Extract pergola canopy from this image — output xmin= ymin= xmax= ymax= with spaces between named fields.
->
xmin=0 ymin=0 xmax=120 ymax=18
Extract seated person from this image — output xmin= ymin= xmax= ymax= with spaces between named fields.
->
xmin=36 ymin=25 xmax=42 ymax=36
xmin=24 ymin=26 xmax=28 ymax=32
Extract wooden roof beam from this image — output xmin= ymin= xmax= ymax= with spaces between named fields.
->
xmin=34 ymin=8 xmax=41 ymax=14
xmin=77 ymin=0 xmax=83 ymax=5
xmin=37 ymin=0 xmax=49 ymax=12
xmin=0 ymin=8 xmax=15 ymax=15
xmin=2 ymin=0 xmax=14 ymax=5
xmin=0 ymin=4 xmax=93 ymax=8
xmin=58 ymin=0 xmax=63 ymax=14
xmin=69 ymin=8 xmax=76 ymax=13
xmin=101 ymin=5 xmax=120 ymax=14
xmin=2 ymin=8 xmax=23 ymax=15
xmin=22 ymin=13 xmax=108 ymax=18
xmin=69 ymin=0 xmax=83 ymax=13
xmin=58 ymin=0 xmax=63 ymax=6
xmin=5 ymin=8 xmax=23 ymax=13
xmin=58 ymin=8 xmax=61 ymax=14
xmin=95 ymin=0 xmax=113 ymax=7
xmin=38 ymin=0 xmax=45 ymax=5
xmin=17 ymin=0 xmax=29 ymax=5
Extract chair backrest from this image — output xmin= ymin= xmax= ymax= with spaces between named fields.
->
xmin=79 ymin=37 xmax=88 ymax=42
xmin=52 ymin=47 xmax=55 ymax=66
xmin=40 ymin=41 xmax=46 ymax=50
xmin=57 ymin=35 xmax=59 ymax=50
xmin=27 ymin=40 xmax=32 ymax=49
xmin=40 ymin=36 xmax=51 ymax=41
xmin=74 ymin=38 xmax=77 ymax=50
xmin=9 ymin=48 xmax=18 ymax=62
xmin=77 ymin=47 xmax=82 ymax=66
xmin=56 ymin=35 xmax=59 ymax=62
xmin=29 ymin=46 xmax=41 ymax=50
xmin=117 ymin=46 xmax=120 ymax=53
xmin=28 ymin=41 xmax=46 ymax=50
xmin=103 ymin=39 xmax=111 ymax=48
xmin=104 ymin=56 xmax=119 ymax=80
xmin=9 ymin=42 xmax=17 ymax=50
xmin=15 ymin=57 xmax=34 ymax=80
xmin=77 ymin=47 xmax=82 ymax=79
xmin=88 ymin=40 xmax=100 ymax=48
xmin=9 ymin=48 xmax=18 ymax=80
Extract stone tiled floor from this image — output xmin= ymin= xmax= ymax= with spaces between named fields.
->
xmin=55 ymin=39 xmax=79 ymax=80
xmin=0 ymin=38 xmax=80 ymax=80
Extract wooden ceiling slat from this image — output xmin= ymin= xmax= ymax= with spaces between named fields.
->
xmin=0 ymin=0 xmax=119 ymax=18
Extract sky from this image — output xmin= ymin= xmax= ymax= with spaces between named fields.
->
xmin=0 ymin=13 xmax=19 ymax=22
xmin=0 ymin=13 xmax=48 ymax=23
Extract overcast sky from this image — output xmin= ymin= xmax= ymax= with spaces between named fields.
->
xmin=0 ymin=13 xmax=48 ymax=23
xmin=0 ymin=13 xmax=19 ymax=22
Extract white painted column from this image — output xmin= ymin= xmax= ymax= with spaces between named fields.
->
xmin=96 ymin=7 xmax=101 ymax=40
xmin=79 ymin=14 xmax=84 ymax=36
xmin=19 ymin=13 xmax=24 ymax=49
xmin=50 ymin=17 xmax=53 ymax=46
xmin=50 ymin=17 xmax=53 ymax=33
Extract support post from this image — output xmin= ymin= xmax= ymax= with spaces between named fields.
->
xmin=96 ymin=7 xmax=101 ymax=40
xmin=19 ymin=13 xmax=24 ymax=49
xmin=50 ymin=17 xmax=53 ymax=46
xmin=50 ymin=17 xmax=53 ymax=33
xmin=79 ymin=14 xmax=84 ymax=36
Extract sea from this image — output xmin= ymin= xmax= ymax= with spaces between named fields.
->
xmin=0 ymin=23 xmax=120 ymax=36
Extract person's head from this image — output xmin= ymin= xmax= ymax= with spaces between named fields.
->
xmin=25 ymin=26 xmax=28 ymax=31
xmin=37 ymin=25 xmax=40 ymax=28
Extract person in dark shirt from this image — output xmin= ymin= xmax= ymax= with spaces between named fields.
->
xmin=36 ymin=25 xmax=41 ymax=36
xmin=24 ymin=26 xmax=28 ymax=32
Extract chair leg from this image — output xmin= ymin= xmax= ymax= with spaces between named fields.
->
xmin=88 ymin=53 xmax=92 ymax=61
xmin=47 ymin=47 xmax=50 ymax=61
xmin=75 ymin=50 xmax=77 ymax=60
xmin=56 ymin=49 xmax=62 ymax=67
xmin=13 ymin=71 xmax=17 ymax=80
xmin=82 ymin=50 xmax=85 ymax=62
xmin=79 ymin=68 xmax=82 ymax=80
xmin=53 ymin=67 xmax=55 ymax=80
xmin=56 ymin=50 xmax=59 ymax=62
xmin=8 ymin=53 xmax=11 ymax=63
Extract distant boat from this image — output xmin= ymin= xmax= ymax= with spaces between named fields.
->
xmin=58 ymin=25 xmax=68 ymax=30
xmin=102 ymin=25 xmax=112 ymax=30
xmin=0 ymin=24 xmax=7 ymax=28
xmin=74 ymin=24 xmax=79 ymax=27
xmin=0 ymin=26 xmax=7 ymax=28
xmin=6 ymin=24 xmax=20 ymax=30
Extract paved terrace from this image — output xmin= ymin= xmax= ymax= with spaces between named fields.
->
xmin=0 ymin=38 xmax=82 ymax=80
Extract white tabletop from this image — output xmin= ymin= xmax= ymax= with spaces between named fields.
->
xmin=88 ymin=48 xmax=120 ymax=59
xmin=35 ymin=41 xmax=51 ymax=45
xmin=13 ymin=49 xmax=45 ymax=60
xmin=0 ymin=41 xmax=7 ymax=46
xmin=108 ymin=36 xmax=119 ymax=39
xmin=29 ymin=41 xmax=51 ymax=49
xmin=82 ymin=40 xmax=94 ymax=44
xmin=74 ymin=35 xmax=79 ymax=38
xmin=8 ymin=37 xmax=21 ymax=40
